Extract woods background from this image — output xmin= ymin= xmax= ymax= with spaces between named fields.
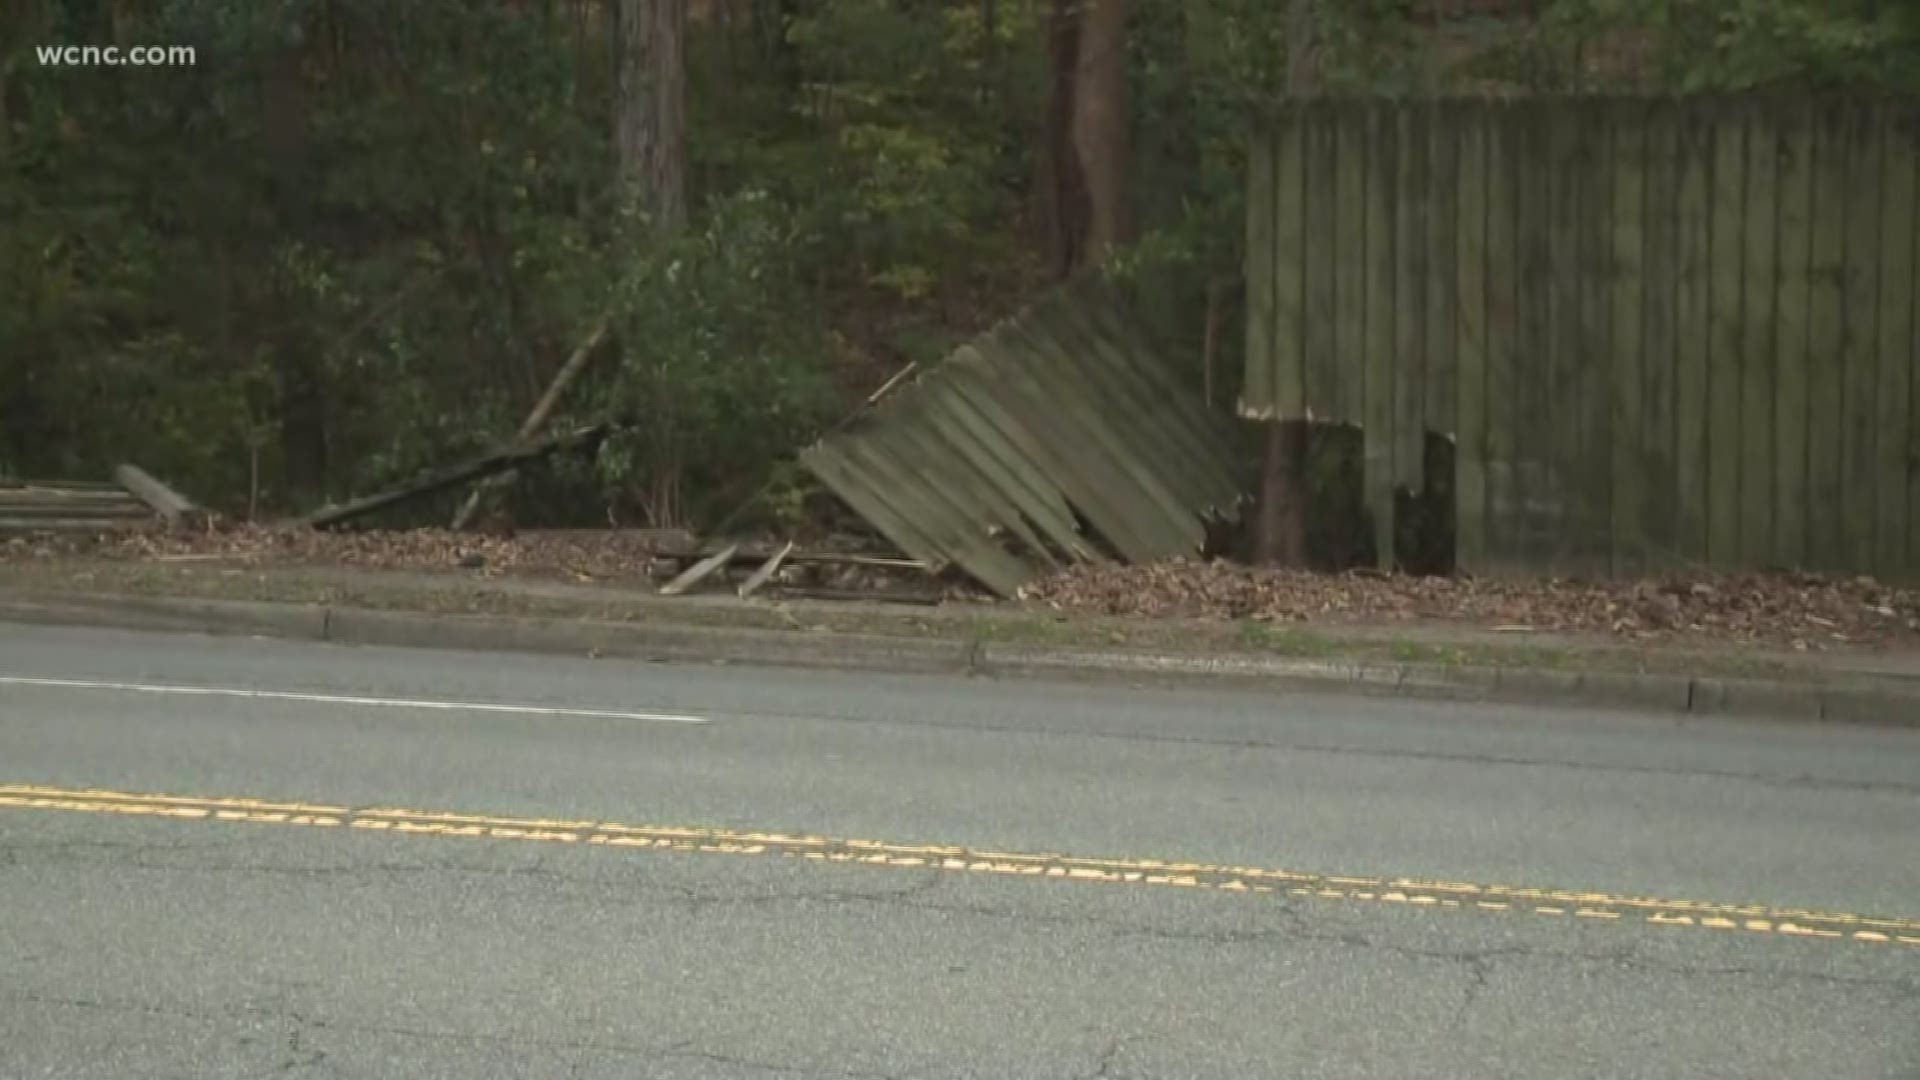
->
xmin=5 ymin=0 xmax=1917 ymax=544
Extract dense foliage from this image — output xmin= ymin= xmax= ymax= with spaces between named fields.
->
xmin=3 ymin=0 xmax=1915 ymax=528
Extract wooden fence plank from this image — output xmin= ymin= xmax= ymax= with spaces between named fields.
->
xmin=1841 ymin=100 xmax=1884 ymax=574
xmin=1363 ymin=103 xmax=1399 ymax=570
xmin=1640 ymin=103 xmax=1680 ymax=571
xmin=1484 ymin=103 xmax=1520 ymax=571
xmin=1243 ymin=130 xmax=1277 ymax=419
xmin=1517 ymin=102 xmax=1555 ymax=568
xmin=1273 ymin=115 xmax=1308 ymax=421
xmin=1806 ymin=100 xmax=1849 ymax=572
xmin=1566 ymin=104 xmax=1610 ymax=576
xmin=1675 ymin=105 xmax=1714 ymax=564
xmin=1547 ymin=101 xmax=1586 ymax=574
xmin=1304 ymin=106 xmax=1339 ymax=421
xmin=1456 ymin=103 xmax=1489 ymax=573
xmin=1707 ymin=107 xmax=1747 ymax=566
xmin=1429 ymin=101 xmax=1461 ymax=450
xmin=1772 ymin=104 xmax=1814 ymax=571
xmin=1908 ymin=106 xmax=1920 ymax=580
xmin=1393 ymin=104 xmax=1429 ymax=494
xmin=1609 ymin=101 xmax=1647 ymax=577
xmin=1875 ymin=102 xmax=1915 ymax=579
xmin=1738 ymin=102 xmax=1779 ymax=567
xmin=1333 ymin=101 xmax=1368 ymax=425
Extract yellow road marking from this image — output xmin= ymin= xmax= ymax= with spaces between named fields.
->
xmin=2 ymin=782 xmax=1915 ymax=949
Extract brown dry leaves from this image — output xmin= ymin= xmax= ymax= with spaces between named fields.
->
xmin=1020 ymin=558 xmax=1920 ymax=650
xmin=0 ymin=523 xmax=677 ymax=585
xmin=8 ymin=525 xmax=1919 ymax=649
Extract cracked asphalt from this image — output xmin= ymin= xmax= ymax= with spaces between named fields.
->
xmin=2 ymin=624 xmax=1918 ymax=1078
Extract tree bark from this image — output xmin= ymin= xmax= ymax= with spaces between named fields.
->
xmin=1072 ymin=0 xmax=1131 ymax=260
xmin=1253 ymin=0 xmax=1317 ymax=567
xmin=1041 ymin=0 xmax=1089 ymax=277
xmin=1040 ymin=0 xmax=1133 ymax=277
xmin=614 ymin=0 xmax=688 ymax=235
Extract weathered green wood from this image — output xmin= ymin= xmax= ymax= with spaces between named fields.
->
xmin=1874 ymin=102 xmax=1915 ymax=579
xmin=1080 ymin=279 xmax=1242 ymax=478
xmin=1609 ymin=100 xmax=1647 ymax=577
xmin=1737 ymin=102 xmax=1779 ymax=567
xmin=1516 ymin=102 xmax=1555 ymax=568
xmin=1303 ymin=106 xmax=1339 ymax=421
xmin=851 ymin=423 xmax=1035 ymax=596
xmin=1393 ymin=104 xmax=1428 ymax=493
xmin=1428 ymin=101 xmax=1461 ymax=454
xmin=943 ymin=355 xmax=1099 ymax=561
xmin=1639 ymin=102 xmax=1681 ymax=571
xmin=1841 ymin=101 xmax=1884 ymax=574
xmin=1333 ymin=101 xmax=1368 ymax=425
xmin=1242 ymin=131 xmax=1277 ymax=419
xmin=802 ymin=443 xmax=947 ymax=571
xmin=1909 ymin=107 xmax=1920 ymax=580
xmin=936 ymin=364 xmax=1085 ymax=561
xmin=1806 ymin=101 xmax=1849 ymax=573
xmin=1455 ymin=103 xmax=1489 ymax=573
xmin=886 ymin=394 xmax=1041 ymax=572
xmin=974 ymin=331 xmax=1152 ymax=560
xmin=1272 ymin=116 xmax=1308 ymax=420
xmin=1004 ymin=322 xmax=1199 ymax=556
xmin=1046 ymin=296 xmax=1220 ymax=510
xmin=1571 ymin=104 xmax=1615 ymax=577
xmin=1674 ymin=105 xmax=1714 ymax=563
xmin=1483 ymin=103 xmax=1520 ymax=570
xmin=1706 ymin=107 xmax=1747 ymax=566
xmin=1771 ymin=104 xmax=1814 ymax=571
xmin=1547 ymin=102 xmax=1584 ymax=574
xmin=1363 ymin=103 xmax=1399 ymax=571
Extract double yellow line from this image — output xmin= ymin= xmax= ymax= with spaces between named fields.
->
xmin=4 ymin=783 xmax=1916 ymax=949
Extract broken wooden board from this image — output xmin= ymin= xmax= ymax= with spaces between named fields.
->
xmin=659 ymin=542 xmax=739 ymax=596
xmin=736 ymin=541 xmax=795 ymax=598
xmin=115 ymin=463 xmax=205 ymax=529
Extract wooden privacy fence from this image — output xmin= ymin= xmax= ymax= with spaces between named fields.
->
xmin=1243 ymin=97 xmax=1920 ymax=582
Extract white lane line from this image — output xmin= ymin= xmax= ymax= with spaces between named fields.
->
xmin=0 ymin=676 xmax=711 ymax=724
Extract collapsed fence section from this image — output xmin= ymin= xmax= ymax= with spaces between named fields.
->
xmin=802 ymin=276 xmax=1244 ymax=597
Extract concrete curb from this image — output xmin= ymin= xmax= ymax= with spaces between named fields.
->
xmin=3 ymin=590 xmax=1917 ymax=727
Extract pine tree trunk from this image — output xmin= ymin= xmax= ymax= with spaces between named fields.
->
xmin=614 ymin=0 xmax=688 ymax=235
xmin=1072 ymin=0 xmax=1131 ymax=260
xmin=1040 ymin=0 xmax=1132 ymax=277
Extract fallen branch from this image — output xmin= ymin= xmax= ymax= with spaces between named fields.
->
xmin=451 ymin=314 xmax=614 ymax=531
xmin=736 ymin=540 xmax=795 ymax=598
xmin=306 ymin=424 xmax=606 ymax=529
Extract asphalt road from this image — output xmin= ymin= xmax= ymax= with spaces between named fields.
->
xmin=2 ymin=623 xmax=1916 ymax=1079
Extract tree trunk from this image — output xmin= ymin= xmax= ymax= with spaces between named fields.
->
xmin=1041 ymin=0 xmax=1089 ymax=278
xmin=1072 ymin=0 xmax=1131 ymax=260
xmin=1040 ymin=0 xmax=1132 ymax=277
xmin=614 ymin=0 xmax=688 ymax=235
xmin=1253 ymin=0 xmax=1317 ymax=567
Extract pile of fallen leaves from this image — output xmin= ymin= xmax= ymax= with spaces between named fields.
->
xmin=8 ymin=523 xmax=1918 ymax=648
xmin=0 ymin=522 xmax=680 ymax=584
xmin=1020 ymin=558 xmax=1920 ymax=650
xmin=0 ymin=520 xmax=953 ymax=597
